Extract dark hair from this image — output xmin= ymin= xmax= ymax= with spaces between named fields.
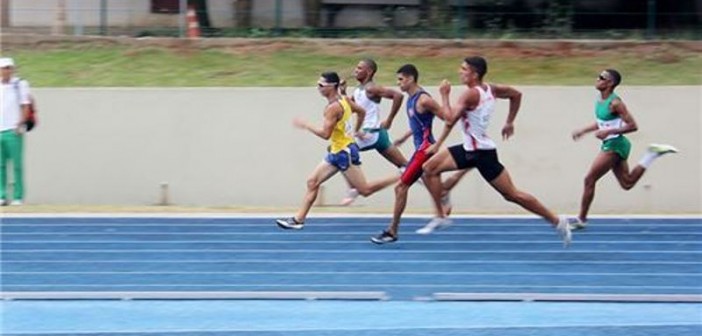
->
xmin=464 ymin=56 xmax=488 ymax=80
xmin=605 ymin=69 xmax=622 ymax=88
xmin=396 ymin=64 xmax=419 ymax=81
xmin=321 ymin=71 xmax=340 ymax=88
xmin=361 ymin=58 xmax=378 ymax=78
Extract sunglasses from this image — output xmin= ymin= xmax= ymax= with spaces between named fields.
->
xmin=317 ymin=82 xmax=335 ymax=88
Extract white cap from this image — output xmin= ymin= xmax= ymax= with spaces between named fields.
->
xmin=0 ymin=57 xmax=15 ymax=68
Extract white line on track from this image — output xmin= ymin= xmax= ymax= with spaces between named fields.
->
xmin=3 ymin=249 xmax=701 ymax=253
xmin=4 ymin=259 xmax=702 ymax=265
xmin=6 ymin=322 xmax=701 ymax=335
xmin=5 ymin=240 xmax=701 ymax=244
xmin=4 ymin=271 xmax=700 ymax=276
xmin=2 ymin=213 xmax=700 ymax=219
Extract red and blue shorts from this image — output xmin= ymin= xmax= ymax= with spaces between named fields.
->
xmin=400 ymin=140 xmax=433 ymax=185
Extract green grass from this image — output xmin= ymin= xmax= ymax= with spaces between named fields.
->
xmin=5 ymin=42 xmax=701 ymax=87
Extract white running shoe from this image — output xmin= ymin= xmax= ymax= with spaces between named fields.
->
xmin=276 ymin=217 xmax=304 ymax=230
xmin=556 ymin=215 xmax=572 ymax=248
xmin=10 ymin=200 xmax=23 ymax=206
xmin=340 ymin=188 xmax=359 ymax=206
xmin=441 ymin=193 xmax=452 ymax=216
xmin=569 ymin=217 xmax=587 ymax=231
xmin=648 ymin=143 xmax=679 ymax=156
xmin=416 ymin=217 xmax=452 ymax=235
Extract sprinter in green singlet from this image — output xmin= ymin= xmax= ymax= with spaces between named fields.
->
xmin=570 ymin=69 xmax=678 ymax=230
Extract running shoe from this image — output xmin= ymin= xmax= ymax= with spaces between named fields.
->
xmin=569 ymin=217 xmax=588 ymax=231
xmin=647 ymin=144 xmax=678 ymax=155
xmin=276 ymin=217 xmax=304 ymax=230
xmin=441 ymin=192 xmax=452 ymax=216
xmin=556 ymin=215 xmax=572 ymax=247
xmin=416 ymin=217 xmax=452 ymax=235
xmin=340 ymin=188 xmax=359 ymax=206
xmin=370 ymin=230 xmax=398 ymax=244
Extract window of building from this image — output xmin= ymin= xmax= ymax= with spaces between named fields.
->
xmin=151 ymin=0 xmax=180 ymax=14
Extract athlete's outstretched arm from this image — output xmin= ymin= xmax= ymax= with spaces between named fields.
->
xmin=418 ymin=94 xmax=446 ymax=120
xmin=347 ymin=98 xmax=367 ymax=135
xmin=367 ymin=84 xmax=404 ymax=129
xmin=572 ymin=123 xmax=599 ymax=141
xmin=491 ymin=84 xmax=522 ymax=140
xmin=594 ymin=98 xmax=638 ymax=140
xmin=339 ymin=79 xmax=352 ymax=100
xmin=393 ymin=130 xmax=413 ymax=146
xmin=293 ymin=104 xmax=342 ymax=140
xmin=429 ymin=80 xmax=477 ymax=153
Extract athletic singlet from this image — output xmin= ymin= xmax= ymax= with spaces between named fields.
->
xmin=595 ymin=93 xmax=624 ymax=141
xmin=329 ymin=96 xmax=354 ymax=154
xmin=406 ymin=89 xmax=435 ymax=150
xmin=461 ymin=84 xmax=496 ymax=151
xmin=353 ymin=83 xmax=381 ymax=129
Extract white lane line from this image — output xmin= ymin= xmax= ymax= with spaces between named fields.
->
xmin=3 ymin=213 xmax=700 ymax=219
xmin=4 ymin=271 xmax=700 ymax=276
xmin=5 ymin=240 xmax=701 ymax=244
xmin=2 ymin=249 xmax=700 ymax=253
xmin=4 ymin=323 xmax=702 ymax=335
xmin=3 ymin=284 xmax=701 ymax=289
xmin=4 ymin=232 xmax=701 ymax=235
xmin=5 ymin=259 xmax=702 ymax=265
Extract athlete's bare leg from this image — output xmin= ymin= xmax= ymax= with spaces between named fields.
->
xmin=342 ymin=165 xmax=399 ymax=197
xmin=295 ymin=162 xmax=339 ymax=222
xmin=488 ymin=169 xmax=559 ymax=225
xmin=578 ymin=151 xmax=620 ymax=223
xmin=379 ymin=145 xmax=409 ymax=168
xmin=611 ymin=159 xmax=646 ymax=190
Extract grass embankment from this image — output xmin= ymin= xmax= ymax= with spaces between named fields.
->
xmin=6 ymin=40 xmax=701 ymax=86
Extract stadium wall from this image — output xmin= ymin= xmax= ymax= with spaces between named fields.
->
xmin=23 ymin=86 xmax=701 ymax=214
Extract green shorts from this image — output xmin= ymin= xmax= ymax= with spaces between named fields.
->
xmin=601 ymin=136 xmax=631 ymax=160
xmin=358 ymin=128 xmax=392 ymax=153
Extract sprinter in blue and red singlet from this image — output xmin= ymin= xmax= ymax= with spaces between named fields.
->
xmin=371 ymin=64 xmax=452 ymax=244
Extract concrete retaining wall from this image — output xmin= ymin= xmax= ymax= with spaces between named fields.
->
xmin=21 ymin=86 xmax=701 ymax=213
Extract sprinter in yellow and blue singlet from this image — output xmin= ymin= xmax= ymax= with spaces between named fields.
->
xmin=325 ymin=95 xmax=361 ymax=171
xmin=275 ymin=71 xmax=399 ymax=230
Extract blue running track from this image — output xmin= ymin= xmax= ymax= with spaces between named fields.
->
xmin=1 ymin=215 xmax=701 ymax=335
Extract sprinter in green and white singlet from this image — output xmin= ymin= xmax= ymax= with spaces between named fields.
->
xmin=596 ymin=92 xmax=631 ymax=160
xmin=570 ymin=69 xmax=678 ymax=230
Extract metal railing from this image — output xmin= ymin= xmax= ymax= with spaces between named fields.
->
xmin=1 ymin=0 xmax=699 ymax=40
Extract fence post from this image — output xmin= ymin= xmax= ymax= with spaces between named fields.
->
xmin=1 ymin=0 xmax=10 ymax=28
xmin=53 ymin=0 xmax=66 ymax=35
xmin=73 ymin=0 xmax=83 ymax=36
xmin=454 ymin=0 xmax=467 ymax=38
xmin=275 ymin=0 xmax=283 ymax=35
xmin=646 ymin=0 xmax=656 ymax=39
xmin=179 ymin=0 xmax=187 ymax=37
xmin=99 ymin=0 xmax=107 ymax=35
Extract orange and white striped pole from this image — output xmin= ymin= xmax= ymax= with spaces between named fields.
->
xmin=186 ymin=5 xmax=200 ymax=38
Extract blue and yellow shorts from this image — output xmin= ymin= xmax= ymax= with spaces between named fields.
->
xmin=325 ymin=143 xmax=361 ymax=171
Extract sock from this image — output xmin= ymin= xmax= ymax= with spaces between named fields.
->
xmin=638 ymin=151 xmax=658 ymax=169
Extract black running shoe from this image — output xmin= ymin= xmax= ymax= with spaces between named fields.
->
xmin=276 ymin=217 xmax=304 ymax=230
xmin=370 ymin=230 xmax=397 ymax=244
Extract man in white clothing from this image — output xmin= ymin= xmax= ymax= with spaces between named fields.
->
xmin=421 ymin=56 xmax=571 ymax=246
xmin=338 ymin=59 xmax=408 ymax=205
xmin=0 ymin=57 xmax=31 ymax=206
